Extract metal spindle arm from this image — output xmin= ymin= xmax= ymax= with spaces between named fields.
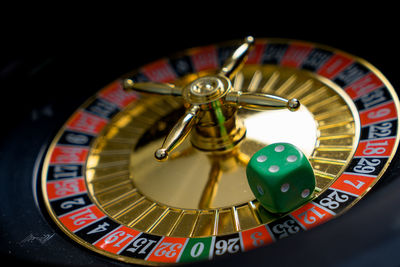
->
xmin=123 ymin=79 xmax=182 ymax=96
xmin=154 ymin=105 xmax=200 ymax=161
xmin=122 ymin=36 xmax=300 ymax=161
xmin=225 ymin=91 xmax=300 ymax=112
xmin=219 ymin=36 xmax=255 ymax=80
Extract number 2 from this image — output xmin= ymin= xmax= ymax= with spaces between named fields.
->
xmin=69 ymin=208 xmax=97 ymax=226
xmin=353 ymin=157 xmax=381 ymax=174
xmin=368 ymin=122 xmax=392 ymax=138
xmin=154 ymin=242 xmax=183 ymax=258
xmin=60 ymin=197 xmax=85 ymax=209
xmin=215 ymin=238 xmax=240 ymax=255
xmin=319 ymin=190 xmax=349 ymax=210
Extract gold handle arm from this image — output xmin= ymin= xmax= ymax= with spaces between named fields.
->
xmin=219 ymin=36 xmax=255 ymax=80
xmin=225 ymin=91 xmax=300 ymax=111
xmin=155 ymin=105 xmax=200 ymax=161
xmin=123 ymin=79 xmax=182 ymax=96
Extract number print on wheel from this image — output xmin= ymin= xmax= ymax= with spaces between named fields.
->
xmin=212 ymin=234 xmax=242 ymax=258
xmin=268 ymin=217 xmax=304 ymax=240
xmin=315 ymin=189 xmax=357 ymax=214
xmin=40 ymin=38 xmax=400 ymax=265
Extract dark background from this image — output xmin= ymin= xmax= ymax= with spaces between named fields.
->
xmin=1 ymin=7 xmax=400 ymax=266
xmin=2 ymin=6 xmax=399 ymax=130
xmin=1 ymin=9 xmax=399 ymax=139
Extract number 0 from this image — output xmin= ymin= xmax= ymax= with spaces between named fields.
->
xmin=190 ymin=242 xmax=204 ymax=258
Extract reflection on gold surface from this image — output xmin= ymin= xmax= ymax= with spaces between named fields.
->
xmin=86 ymin=65 xmax=360 ymax=237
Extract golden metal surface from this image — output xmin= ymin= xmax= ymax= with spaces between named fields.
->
xmin=225 ymin=91 xmax=300 ymax=111
xmin=86 ymin=64 xmax=360 ymax=237
xmin=219 ymin=36 xmax=255 ymax=79
xmin=154 ymin=105 xmax=200 ymax=161
xmin=124 ymin=80 xmax=182 ymax=96
xmin=126 ymin=37 xmax=300 ymax=159
xmin=40 ymin=38 xmax=400 ymax=266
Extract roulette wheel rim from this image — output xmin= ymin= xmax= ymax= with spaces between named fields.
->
xmin=2 ymin=30 xmax=400 ymax=266
xmin=39 ymin=37 xmax=400 ymax=265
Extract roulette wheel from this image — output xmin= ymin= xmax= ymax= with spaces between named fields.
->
xmin=2 ymin=24 xmax=400 ymax=266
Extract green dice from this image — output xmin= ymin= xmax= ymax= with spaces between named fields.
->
xmin=246 ymin=143 xmax=315 ymax=214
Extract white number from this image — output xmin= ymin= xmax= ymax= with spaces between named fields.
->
xmin=215 ymin=238 xmax=240 ymax=255
xmin=343 ymin=179 xmax=365 ymax=189
xmin=190 ymin=242 xmax=204 ymax=258
xmin=363 ymin=140 xmax=388 ymax=155
xmin=65 ymin=133 xmax=88 ymax=145
xmin=60 ymin=197 xmax=85 ymax=209
xmin=250 ymin=232 xmax=264 ymax=247
xmin=319 ymin=197 xmax=339 ymax=209
xmin=361 ymin=89 xmax=386 ymax=109
xmin=54 ymin=180 xmax=80 ymax=196
xmin=214 ymin=240 xmax=227 ymax=256
xmin=353 ymin=158 xmax=381 ymax=174
xmin=126 ymin=238 xmax=157 ymax=254
xmin=271 ymin=219 xmax=300 ymax=239
xmin=69 ymin=208 xmax=97 ymax=226
xmin=87 ymin=222 xmax=110 ymax=235
xmin=154 ymin=242 xmax=183 ymax=258
xmin=104 ymin=231 xmax=134 ymax=247
xmin=319 ymin=190 xmax=349 ymax=210
xmin=55 ymin=147 xmax=83 ymax=163
xmin=53 ymin=165 xmax=79 ymax=179
xmin=368 ymin=122 xmax=392 ymax=138
xmin=367 ymin=108 xmax=390 ymax=119
xmin=227 ymin=238 xmax=240 ymax=253
xmin=298 ymin=207 xmax=325 ymax=224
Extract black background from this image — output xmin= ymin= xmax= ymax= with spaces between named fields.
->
xmin=1 ymin=7 xmax=400 ymax=266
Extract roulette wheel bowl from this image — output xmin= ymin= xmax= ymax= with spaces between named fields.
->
xmin=2 ymin=22 xmax=400 ymax=266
